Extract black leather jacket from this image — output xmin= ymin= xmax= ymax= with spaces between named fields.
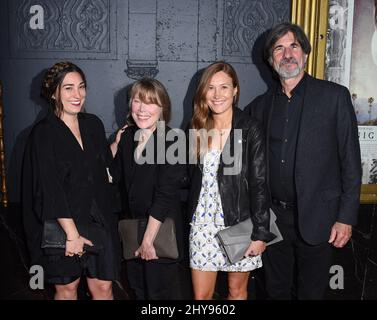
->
xmin=186 ymin=107 xmax=276 ymax=242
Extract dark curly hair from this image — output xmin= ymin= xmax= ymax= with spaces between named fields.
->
xmin=41 ymin=61 xmax=86 ymax=117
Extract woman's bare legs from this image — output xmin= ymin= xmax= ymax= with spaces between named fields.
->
xmin=54 ymin=278 xmax=80 ymax=300
xmin=227 ymin=271 xmax=250 ymax=300
xmin=87 ymin=278 xmax=113 ymax=300
xmin=191 ymin=269 xmax=218 ymax=300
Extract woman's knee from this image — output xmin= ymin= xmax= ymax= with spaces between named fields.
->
xmin=191 ymin=269 xmax=217 ymax=300
xmin=88 ymin=279 xmax=113 ymax=297
xmin=55 ymin=280 xmax=80 ymax=299
xmin=228 ymin=285 xmax=247 ymax=299
xmin=227 ymin=273 xmax=249 ymax=300
xmin=194 ymin=290 xmax=214 ymax=300
xmin=227 ymin=280 xmax=248 ymax=300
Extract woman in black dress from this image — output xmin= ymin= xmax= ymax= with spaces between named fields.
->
xmin=22 ymin=61 xmax=120 ymax=299
xmin=110 ymin=78 xmax=187 ymax=299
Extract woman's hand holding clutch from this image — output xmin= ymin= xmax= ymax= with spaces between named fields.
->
xmin=244 ymin=240 xmax=266 ymax=257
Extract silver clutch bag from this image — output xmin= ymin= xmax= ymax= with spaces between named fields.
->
xmin=215 ymin=209 xmax=283 ymax=264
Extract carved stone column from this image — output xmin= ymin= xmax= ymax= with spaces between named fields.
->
xmin=126 ymin=0 xmax=158 ymax=79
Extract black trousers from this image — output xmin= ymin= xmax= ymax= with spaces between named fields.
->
xmin=262 ymin=204 xmax=333 ymax=300
xmin=126 ymin=259 xmax=187 ymax=300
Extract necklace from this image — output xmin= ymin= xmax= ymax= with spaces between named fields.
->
xmin=220 ymin=129 xmax=229 ymax=136
xmin=215 ymin=120 xmax=231 ymax=133
xmin=213 ymin=118 xmax=231 ymax=149
xmin=218 ymin=128 xmax=230 ymax=150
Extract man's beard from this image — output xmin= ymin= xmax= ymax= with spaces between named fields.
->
xmin=274 ymin=57 xmax=304 ymax=79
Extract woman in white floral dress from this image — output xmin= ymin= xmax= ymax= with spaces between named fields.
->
xmin=187 ymin=61 xmax=275 ymax=300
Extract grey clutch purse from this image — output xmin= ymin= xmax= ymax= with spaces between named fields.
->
xmin=215 ymin=209 xmax=283 ymax=264
xmin=118 ymin=217 xmax=179 ymax=260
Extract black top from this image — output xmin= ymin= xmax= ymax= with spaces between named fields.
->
xmin=110 ymin=124 xmax=185 ymax=261
xmin=22 ymin=112 xmax=119 ymax=278
xmin=269 ymin=74 xmax=307 ymax=202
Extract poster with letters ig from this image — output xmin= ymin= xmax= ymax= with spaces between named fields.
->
xmin=350 ymin=0 xmax=377 ymax=185
xmin=359 ymin=126 xmax=377 ymax=184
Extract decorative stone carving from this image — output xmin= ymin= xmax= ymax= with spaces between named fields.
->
xmin=9 ymin=0 xmax=115 ymax=59
xmin=222 ymin=0 xmax=289 ymax=57
xmin=126 ymin=60 xmax=159 ymax=80
xmin=72 ymin=0 xmax=108 ymax=51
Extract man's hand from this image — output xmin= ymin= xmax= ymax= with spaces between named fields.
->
xmin=328 ymin=222 xmax=352 ymax=248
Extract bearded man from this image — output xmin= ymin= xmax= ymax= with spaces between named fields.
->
xmin=248 ymin=23 xmax=361 ymax=299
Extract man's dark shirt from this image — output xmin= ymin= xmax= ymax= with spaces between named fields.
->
xmin=269 ymin=73 xmax=307 ymax=203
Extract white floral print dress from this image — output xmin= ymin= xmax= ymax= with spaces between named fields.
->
xmin=189 ymin=149 xmax=262 ymax=272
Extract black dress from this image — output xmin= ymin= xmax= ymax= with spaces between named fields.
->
xmin=110 ymin=124 xmax=189 ymax=299
xmin=22 ymin=112 xmax=120 ymax=284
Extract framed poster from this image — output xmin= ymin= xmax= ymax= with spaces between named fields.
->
xmin=326 ymin=0 xmax=377 ymax=203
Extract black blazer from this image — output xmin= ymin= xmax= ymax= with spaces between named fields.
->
xmin=22 ymin=112 xmax=116 ymax=264
xmin=248 ymin=74 xmax=362 ymax=245
xmin=110 ymin=124 xmax=185 ymax=261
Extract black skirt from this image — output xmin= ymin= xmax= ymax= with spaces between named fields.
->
xmin=42 ymin=201 xmax=121 ymax=285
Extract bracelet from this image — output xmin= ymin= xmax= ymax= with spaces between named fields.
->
xmin=66 ymin=235 xmax=80 ymax=242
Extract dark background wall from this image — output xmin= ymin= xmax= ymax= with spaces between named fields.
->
xmin=0 ymin=0 xmax=290 ymax=201
xmin=1 ymin=1 xmax=377 ymax=300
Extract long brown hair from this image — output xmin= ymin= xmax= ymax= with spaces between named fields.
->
xmin=190 ymin=61 xmax=240 ymax=156
xmin=41 ymin=61 xmax=86 ymax=118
